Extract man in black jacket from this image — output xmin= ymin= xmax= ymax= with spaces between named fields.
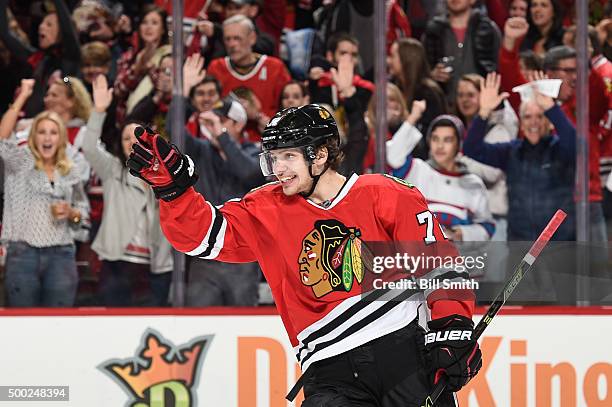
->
xmin=170 ymin=96 xmax=265 ymax=306
xmin=196 ymin=0 xmax=275 ymax=59
xmin=422 ymin=0 xmax=501 ymax=103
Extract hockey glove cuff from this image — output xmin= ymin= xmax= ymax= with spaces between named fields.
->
xmin=424 ymin=314 xmax=482 ymax=392
xmin=126 ymin=126 xmax=198 ymax=201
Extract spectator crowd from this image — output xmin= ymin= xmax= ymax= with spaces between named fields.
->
xmin=0 ymin=0 xmax=611 ymax=307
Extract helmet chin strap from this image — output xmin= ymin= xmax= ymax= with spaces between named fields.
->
xmin=300 ymin=162 xmax=330 ymax=198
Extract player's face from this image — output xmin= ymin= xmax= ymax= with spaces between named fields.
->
xmin=39 ymin=13 xmax=59 ymax=50
xmin=34 ymin=119 xmax=61 ymax=163
xmin=268 ymin=148 xmax=312 ymax=195
xmin=520 ymin=101 xmax=550 ymax=144
xmin=192 ymin=82 xmax=220 ymax=112
xmin=456 ymin=80 xmax=480 ymax=119
xmin=298 ymin=229 xmax=325 ymax=285
xmin=430 ymin=126 xmax=459 ymax=167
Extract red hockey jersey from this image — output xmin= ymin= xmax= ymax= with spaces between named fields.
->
xmin=159 ymin=174 xmax=475 ymax=370
xmin=207 ymin=55 xmax=291 ymax=120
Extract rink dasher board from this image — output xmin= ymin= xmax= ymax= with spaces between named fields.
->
xmin=0 ymin=307 xmax=610 ymax=407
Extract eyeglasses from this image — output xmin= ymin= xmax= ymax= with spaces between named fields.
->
xmin=160 ymin=67 xmax=172 ymax=76
xmin=550 ymin=67 xmax=577 ymax=74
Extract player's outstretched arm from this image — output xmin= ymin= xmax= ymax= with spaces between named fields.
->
xmin=127 ymin=126 xmax=257 ymax=263
xmin=127 ymin=126 xmax=198 ymax=202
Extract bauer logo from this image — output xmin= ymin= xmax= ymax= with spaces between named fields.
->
xmin=100 ymin=329 xmax=212 ymax=407
xmin=424 ymin=330 xmax=472 ymax=345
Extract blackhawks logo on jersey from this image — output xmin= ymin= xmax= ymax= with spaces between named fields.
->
xmin=298 ymin=219 xmax=365 ymax=298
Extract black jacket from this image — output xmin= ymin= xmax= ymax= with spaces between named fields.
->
xmin=0 ymin=0 xmax=81 ymax=117
xmin=422 ymin=9 xmax=500 ymax=83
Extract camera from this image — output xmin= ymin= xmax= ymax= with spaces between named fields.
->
xmin=439 ymin=56 xmax=455 ymax=73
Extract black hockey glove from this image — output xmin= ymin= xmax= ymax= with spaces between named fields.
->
xmin=424 ymin=314 xmax=482 ymax=392
xmin=126 ymin=126 xmax=198 ymax=201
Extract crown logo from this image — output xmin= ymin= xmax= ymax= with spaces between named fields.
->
xmin=101 ymin=329 xmax=212 ymax=405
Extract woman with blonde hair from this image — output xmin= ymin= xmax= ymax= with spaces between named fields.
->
xmin=43 ymin=76 xmax=92 ymax=145
xmin=0 ymin=98 xmax=90 ymax=306
xmin=5 ymin=78 xmax=92 ymax=219
xmin=8 ymin=76 xmax=93 ymax=149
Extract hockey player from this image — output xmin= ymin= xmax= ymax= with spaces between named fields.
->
xmin=126 ymin=104 xmax=482 ymax=406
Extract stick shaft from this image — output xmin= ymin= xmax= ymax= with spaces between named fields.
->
xmin=421 ymin=210 xmax=567 ymax=407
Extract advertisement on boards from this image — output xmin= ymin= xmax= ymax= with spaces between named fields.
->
xmin=0 ymin=310 xmax=610 ymax=406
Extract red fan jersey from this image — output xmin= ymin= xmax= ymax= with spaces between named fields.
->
xmin=207 ymin=55 xmax=291 ymax=120
xmin=593 ymin=55 xmax=612 ymax=183
xmin=159 ymin=174 xmax=474 ymax=371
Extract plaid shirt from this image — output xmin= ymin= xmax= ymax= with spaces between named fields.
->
xmin=113 ymin=48 xmax=146 ymax=124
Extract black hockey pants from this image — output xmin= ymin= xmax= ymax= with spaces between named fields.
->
xmin=301 ymin=319 xmax=457 ymax=407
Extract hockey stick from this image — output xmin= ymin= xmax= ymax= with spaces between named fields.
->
xmin=420 ymin=209 xmax=567 ymax=407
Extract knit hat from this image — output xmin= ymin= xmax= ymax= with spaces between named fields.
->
xmin=425 ymin=114 xmax=465 ymax=151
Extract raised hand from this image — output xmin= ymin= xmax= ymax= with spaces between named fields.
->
xmin=116 ymin=14 xmax=132 ymax=34
xmin=92 ymin=75 xmax=113 ymax=113
xmin=309 ymin=66 xmax=324 ymax=81
xmin=407 ymin=99 xmax=427 ymax=125
xmin=479 ymin=72 xmax=509 ymax=118
xmin=198 ymin=110 xmax=223 ymax=138
xmin=330 ymin=54 xmax=355 ymax=97
xmin=524 ymin=70 xmax=555 ymax=110
xmin=504 ymin=17 xmax=529 ymax=40
xmin=503 ymin=17 xmax=529 ymax=51
xmin=183 ymin=53 xmax=206 ymax=96
xmin=134 ymin=43 xmax=157 ymax=75
xmin=596 ymin=18 xmax=612 ymax=45
xmin=126 ymin=127 xmax=198 ymax=201
xmin=431 ymin=63 xmax=452 ymax=83
xmin=18 ymin=78 xmax=35 ymax=101
xmin=532 ymin=87 xmax=555 ymax=111
xmin=525 ymin=69 xmax=548 ymax=83
xmin=0 ymin=78 xmax=36 ymax=139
